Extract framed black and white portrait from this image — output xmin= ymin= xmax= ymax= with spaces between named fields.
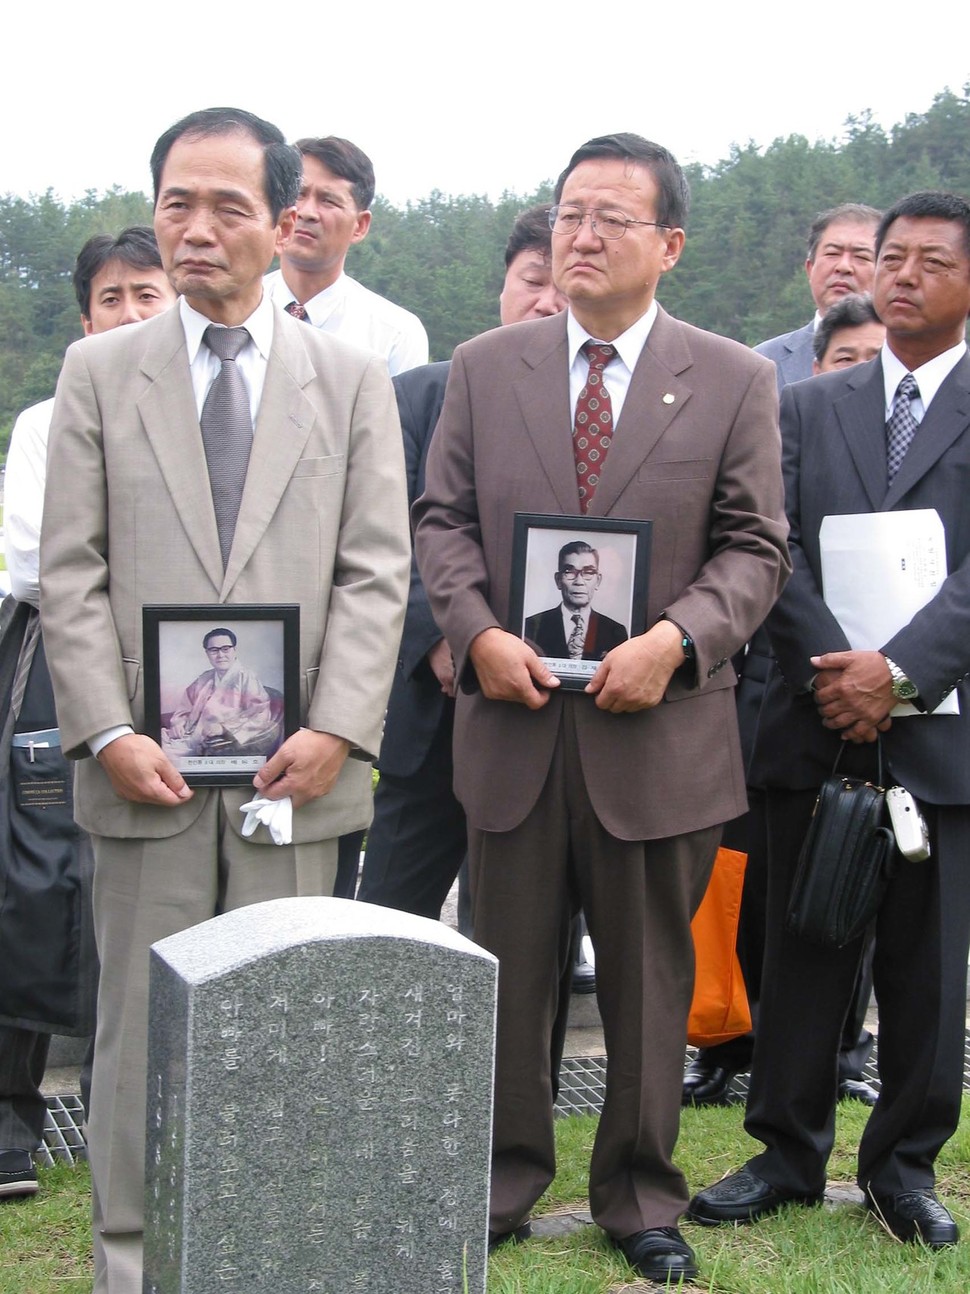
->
xmin=509 ymin=514 xmax=652 ymax=690
xmin=142 ymin=604 xmax=300 ymax=786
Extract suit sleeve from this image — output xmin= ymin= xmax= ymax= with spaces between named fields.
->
xmin=394 ymin=370 xmax=446 ymax=680
xmin=763 ymin=382 xmax=853 ymax=693
xmin=412 ymin=348 xmax=503 ymax=684
xmin=40 ymin=344 xmax=134 ymax=758
xmin=661 ymin=356 xmax=792 ymax=692
xmin=304 ymin=356 xmax=411 ymax=759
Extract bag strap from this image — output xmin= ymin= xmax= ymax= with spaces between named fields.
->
xmin=830 ymin=734 xmax=884 ymax=788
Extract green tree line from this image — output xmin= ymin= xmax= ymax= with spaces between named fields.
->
xmin=2 ymin=86 xmax=968 ymax=456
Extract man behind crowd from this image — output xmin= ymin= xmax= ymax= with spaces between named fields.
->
xmin=756 ymin=202 xmax=881 ymax=389
xmin=414 ymin=133 xmax=789 ymax=1284
xmin=690 ymin=191 xmax=970 ymax=1252
xmin=356 ymin=204 xmax=565 ymax=921
xmin=811 ymin=292 xmax=885 ymax=373
xmin=265 ymin=134 xmax=428 ymax=374
xmin=39 ymin=108 xmax=409 ymax=1291
xmin=0 ymin=229 xmax=175 ymax=1201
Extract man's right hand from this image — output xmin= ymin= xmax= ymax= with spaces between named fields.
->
xmin=468 ymin=627 xmax=559 ymax=709
xmin=98 ymin=733 xmax=194 ymax=807
xmin=426 ymin=638 xmax=457 ymax=698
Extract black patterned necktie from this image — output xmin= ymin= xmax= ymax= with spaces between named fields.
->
xmin=573 ymin=342 xmax=616 ymax=513
xmin=201 ymin=325 xmax=253 ymax=567
xmin=886 ymin=373 xmax=920 ymax=483
xmin=285 ymin=300 xmax=309 ymax=322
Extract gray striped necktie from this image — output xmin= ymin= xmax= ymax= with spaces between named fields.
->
xmin=201 ymin=325 xmax=253 ymax=567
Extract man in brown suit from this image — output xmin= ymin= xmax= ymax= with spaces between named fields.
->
xmin=414 ymin=132 xmax=790 ymax=1285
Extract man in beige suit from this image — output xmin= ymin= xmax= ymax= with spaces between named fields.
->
xmin=414 ymin=133 xmax=790 ymax=1285
xmin=40 ymin=108 xmax=410 ymax=1293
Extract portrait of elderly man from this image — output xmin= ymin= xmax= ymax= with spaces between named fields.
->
xmin=524 ymin=540 xmax=629 ymax=661
xmin=162 ymin=627 xmax=283 ymax=760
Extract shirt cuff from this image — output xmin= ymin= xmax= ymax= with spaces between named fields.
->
xmin=89 ymin=725 xmax=135 ymax=758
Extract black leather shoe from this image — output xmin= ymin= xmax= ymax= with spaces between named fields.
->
xmin=866 ymin=1189 xmax=959 ymax=1248
xmin=687 ymin=1166 xmax=823 ymax=1225
xmin=0 ymin=1150 xmax=38 ymax=1198
xmin=681 ymin=1057 xmax=735 ymax=1106
xmin=838 ymin=1077 xmax=879 ymax=1106
xmin=613 ymin=1227 xmax=698 ymax=1283
xmin=487 ymin=1221 xmax=532 ymax=1252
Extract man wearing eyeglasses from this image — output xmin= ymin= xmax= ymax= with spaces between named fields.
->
xmin=414 ymin=133 xmax=789 ymax=1284
xmin=524 ymin=541 xmax=628 ymax=661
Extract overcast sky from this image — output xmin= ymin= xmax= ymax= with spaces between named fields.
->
xmin=3 ymin=4 xmax=966 ymax=207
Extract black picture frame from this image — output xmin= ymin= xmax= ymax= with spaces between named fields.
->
xmin=509 ymin=514 xmax=652 ymax=691
xmin=142 ymin=604 xmax=300 ymax=786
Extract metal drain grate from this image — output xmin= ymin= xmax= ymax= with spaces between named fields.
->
xmin=38 ymin=1095 xmax=88 ymax=1166
xmin=556 ymin=1031 xmax=970 ymax=1118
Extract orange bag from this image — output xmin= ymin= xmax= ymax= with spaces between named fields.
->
xmin=687 ymin=846 xmax=752 ymax=1047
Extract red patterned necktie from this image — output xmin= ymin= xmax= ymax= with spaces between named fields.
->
xmin=574 ymin=341 xmax=616 ymax=513
xmin=285 ymin=300 xmax=309 ymax=322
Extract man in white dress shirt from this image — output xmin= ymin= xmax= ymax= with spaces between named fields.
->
xmin=264 ymin=135 xmax=428 ymax=375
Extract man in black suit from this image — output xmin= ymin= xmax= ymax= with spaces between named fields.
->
xmin=524 ymin=541 xmax=629 ymax=661
xmin=356 ymin=206 xmax=564 ymax=918
xmin=689 ymin=191 xmax=970 ymax=1250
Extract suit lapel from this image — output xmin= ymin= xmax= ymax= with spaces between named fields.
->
xmin=590 ymin=308 xmax=693 ymax=517
xmin=223 ymin=307 xmax=315 ymax=594
xmin=135 ymin=311 xmax=224 ymax=593
xmin=832 ymin=358 xmax=890 ymax=511
xmin=884 ymin=353 xmax=970 ymax=507
xmin=513 ymin=317 xmax=581 ymax=514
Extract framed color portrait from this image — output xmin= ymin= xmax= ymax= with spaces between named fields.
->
xmin=143 ymin=604 xmax=300 ymax=786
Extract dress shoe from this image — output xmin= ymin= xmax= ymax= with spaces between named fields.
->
xmin=0 ymin=1150 xmax=38 ymax=1198
xmin=838 ymin=1077 xmax=879 ymax=1106
xmin=681 ymin=1056 xmax=735 ymax=1106
xmin=613 ymin=1227 xmax=698 ymax=1283
xmin=687 ymin=1166 xmax=822 ymax=1225
xmin=866 ymin=1189 xmax=959 ymax=1248
xmin=487 ymin=1221 xmax=532 ymax=1252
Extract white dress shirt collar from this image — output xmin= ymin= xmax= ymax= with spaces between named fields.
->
xmin=881 ymin=338 xmax=967 ymax=420
xmin=566 ymin=301 xmax=659 ymax=426
xmin=179 ymin=292 xmax=275 ymax=364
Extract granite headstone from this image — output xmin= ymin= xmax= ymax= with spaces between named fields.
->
xmin=144 ymin=896 xmax=497 ymax=1294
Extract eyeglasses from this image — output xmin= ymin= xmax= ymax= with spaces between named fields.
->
xmin=560 ymin=566 xmax=599 ymax=580
xmin=548 ymin=205 xmax=669 ymax=240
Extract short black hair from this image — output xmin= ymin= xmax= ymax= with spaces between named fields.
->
xmin=203 ymin=627 xmax=237 ymax=649
xmin=504 ymin=205 xmax=554 ymax=268
xmin=812 ymin=293 xmax=881 ymax=363
xmin=295 ymin=136 xmax=375 ymax=212
xmin=876 ymin=190 xmax=970 ymax=262
xmin=73 ymin=226 xmax=164 ymax=318
xmin=806 ymin=203 xmax=881 ymax=263
xmin=554 ymin=133 xmax=690 ymax=230
xmin=558 ymin=540 xmax=598 ymax=569
xmin=151 ymin=108 xmax=301 ymax=223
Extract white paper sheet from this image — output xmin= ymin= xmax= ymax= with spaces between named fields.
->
xmin=819 ymin=508 xmax=958 ymax=716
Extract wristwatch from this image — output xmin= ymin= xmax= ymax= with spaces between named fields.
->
xmin=884 ymin=655 xmax=919 ymax=702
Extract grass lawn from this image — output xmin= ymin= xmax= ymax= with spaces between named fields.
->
xmin=5 ymin=1103 xmax=970 ymax=1293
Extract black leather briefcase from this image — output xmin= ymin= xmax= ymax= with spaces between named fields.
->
xmin=785 ymin=745 xmax=895 ymax=947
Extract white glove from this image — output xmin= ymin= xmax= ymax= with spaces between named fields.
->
xmin=239 ymin=796 xmax=293 ymax=846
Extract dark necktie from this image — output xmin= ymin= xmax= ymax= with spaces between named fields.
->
xmin=200 ymin=325 xmax=253 ymax=568
xmin=574 ymin=341 xmax=616 ymax=513
xmin=886 ymin=373 xmax=920 ymax=483
xmin=567 ymin=614 xmax=585 ymax=659
xmin=285 ymin=301 xmax=309 ymax=322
